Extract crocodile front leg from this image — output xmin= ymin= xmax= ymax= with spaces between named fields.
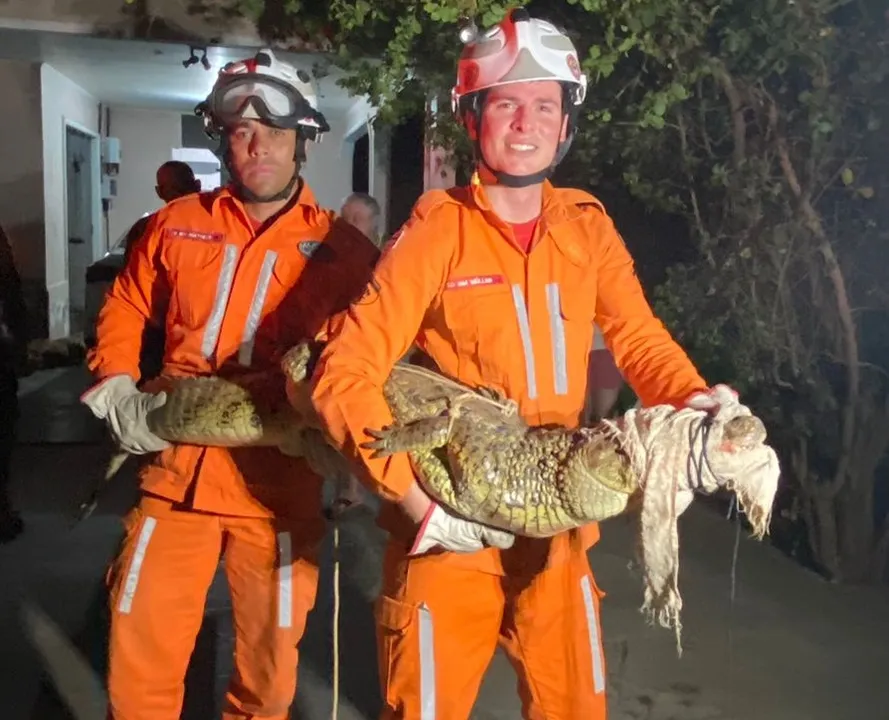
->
xmin=361 ymin=416 xmax=452 ymax=458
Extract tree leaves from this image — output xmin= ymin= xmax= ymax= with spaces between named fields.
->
xmin=167 ymin=0 xmax=889 ymax=577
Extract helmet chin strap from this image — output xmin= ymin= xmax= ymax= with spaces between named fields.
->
xmin=480 ymin=158 xmax=552 ymax=188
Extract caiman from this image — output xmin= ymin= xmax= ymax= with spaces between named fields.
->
xmin=88 ymin=340 xmax=781 ymax=650
xmin=109 ymin=341 xmax=779 ymax=540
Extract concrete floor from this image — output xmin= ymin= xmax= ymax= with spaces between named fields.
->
xmin=2 ymin=366 xmax=889 ymax=720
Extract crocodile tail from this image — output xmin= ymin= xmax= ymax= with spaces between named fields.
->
xmin=104 ymin=450 xmax=130 ymax=482
xmin=74 ymin=450 xmax=130 ymax=525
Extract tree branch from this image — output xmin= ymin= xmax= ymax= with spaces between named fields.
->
xmin=712 ymin=61 xmax=746 ymax=169
xmin=768 ymin=98 xmax=860 ymax=501
xmin=676 ymin=108 xmax=710 ymax=253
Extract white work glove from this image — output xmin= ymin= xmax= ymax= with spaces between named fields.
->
xmin=409 ymin=503 xmax=515 ymax=556
xmin=81 ymin=375 xmax=171 ymax=454
xmin=685 ymin=384 xmax=746 ymax=421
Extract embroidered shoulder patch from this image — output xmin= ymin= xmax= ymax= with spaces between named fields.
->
xmin=299 ymin=240 xmax=337 ymax=263
xmin=164 ymin=228 xmax=224 ymax=243
xmin=298 ymin=240 xmax=322 ymax=257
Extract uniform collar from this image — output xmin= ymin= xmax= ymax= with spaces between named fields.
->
xmin=467 ymin=173 xmax=595 ymax=266
xmin=211 ymin=178 xmax=320 ymax=218
xmin=467 ymin=174 xmax=588 ymax=224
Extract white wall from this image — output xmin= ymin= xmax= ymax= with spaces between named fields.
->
xmin=371 ymin=126 xmax=391 ymax=237
xmin=106 ymin=106 xmax=182 ymax=245
xmin=100 ymin=99 xmax=387 ymax=246
xmin=0 ymin=60 xmax=44 ymax=335
xmin=171 ymin=146 xmax=221 ymax=192
xmin=301 ymin=111 xmax=357 ymax=212
xmin=320 ymin=96 xmax=389 ymax=232
xmin=40 ymin=62 xmax=99 ymax=337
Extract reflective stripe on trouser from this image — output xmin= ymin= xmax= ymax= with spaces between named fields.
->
xmin=106 ymin=495 xmax=320 ymax=720
xmin=375 ymin=541 xmax=608 ymax=720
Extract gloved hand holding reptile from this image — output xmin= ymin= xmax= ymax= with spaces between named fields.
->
xmin=104 ymin=340 xmax=780 ymax=645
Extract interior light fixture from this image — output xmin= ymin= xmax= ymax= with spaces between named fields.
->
xmin=458 ymin=16 xmax=479 ymax=44
xmin=182 ymin=45 xmax=211 ymax=70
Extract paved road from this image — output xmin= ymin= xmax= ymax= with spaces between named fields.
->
xmin=2 ymin=366 xmax=888 ymax=719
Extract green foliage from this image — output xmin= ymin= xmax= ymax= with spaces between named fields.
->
xmin=180 ymin=0 xmax=889 ymax=580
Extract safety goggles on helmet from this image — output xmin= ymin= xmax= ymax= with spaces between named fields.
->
xmin=198 ymin=49 xmax=330 ymax=140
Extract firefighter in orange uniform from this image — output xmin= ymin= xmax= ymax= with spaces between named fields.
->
xmin=311 ymin=10 xmax=741 ymax=720
xmin=81 ymin=49 xmax=378 ymax=720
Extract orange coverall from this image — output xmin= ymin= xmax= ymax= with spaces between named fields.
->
xmin=311 ymin=179 xmax=708 ymax=719
xmin=88 ymin=183 xmax=378 ymax=720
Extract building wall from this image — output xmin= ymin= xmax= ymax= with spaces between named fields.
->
xmin=0 ymin=60 xmax=45 ymax=336
xmin=105 ymin=106 xmax=182 ymax=245
xmin=0 ymin=47 xmax=391 ymax=337
xmin=105 ymin=103 xmax=365 ymax=244
xmin=0 ymin=0 xmax=263 ymax=45
xmin=40 ymin=62 xmax=99 ymax=337
xmin=371 ymin=127 xmax=391 ymax=239
xmin=301 ymin=111 xmax=359 ymax=212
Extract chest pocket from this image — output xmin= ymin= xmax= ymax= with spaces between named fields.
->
xmin=438 ymin=281 xmax=522 ymax=388
xmin=164 ymin=238 xmax=239 ymax=335
xmin=262 ymin=247 xmax=354 ymax=348
xmin=545 ymin=279 xmax=598 ymax=398
xmin=236 ymin=252 xmax=311 ymax=366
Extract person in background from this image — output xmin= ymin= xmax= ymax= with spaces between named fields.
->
xmin=341 ymin=191 xmax=382 ymax=247
xmin=0 ymin=223 xmax=27 ymax=543
xmin=335 ymin=190 xmax=386 ymax=511
xmin=122 ymin=161 xmax=202 ymax=263
xmin=113 ymin=161 xmax=203 ymax=380
xmin=81 ymin=48 xmax=378 ymax=720
xmin=155 ymin=160 xmax=202 ymax=204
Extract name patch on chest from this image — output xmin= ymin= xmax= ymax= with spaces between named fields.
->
xmin=445 ymin=274 xmax=506 ymax=291
xmin=165 ymin=228 xmax=225 ymax=243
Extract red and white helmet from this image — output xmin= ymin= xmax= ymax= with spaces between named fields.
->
xmin=450 ymin=10 xmax=588 ymax=187
xmin=451 ymin=9 xmax=588 ymax=117
xmin=197 ymin=48 xmax=329 ymax=141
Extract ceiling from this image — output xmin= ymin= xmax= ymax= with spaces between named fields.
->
xmin=0 ymin=28 xmax=361 ymax=113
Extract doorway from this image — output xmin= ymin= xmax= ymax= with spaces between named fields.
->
xmin=387 ymin=113 xmax=423 ymax=235
xmin=64 ymin=123 xmax=100 ymax=336
xmin=352 ymin=132 xmax=370 ymax=194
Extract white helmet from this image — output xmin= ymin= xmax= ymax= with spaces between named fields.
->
xmin=197 ymin=48 xmax=329 ymax=141
xmin=451 ymin=9 xmax=588 ymax=116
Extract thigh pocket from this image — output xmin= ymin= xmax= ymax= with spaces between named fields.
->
xmin=376 ymin=595 xmax=436 ymax=714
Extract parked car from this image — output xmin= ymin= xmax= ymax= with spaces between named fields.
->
xmin=84 ymin=214 xmax=150 ymax=346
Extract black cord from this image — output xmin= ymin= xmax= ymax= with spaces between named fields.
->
xmin=686 ymin=413 xmax=716 ymax=491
